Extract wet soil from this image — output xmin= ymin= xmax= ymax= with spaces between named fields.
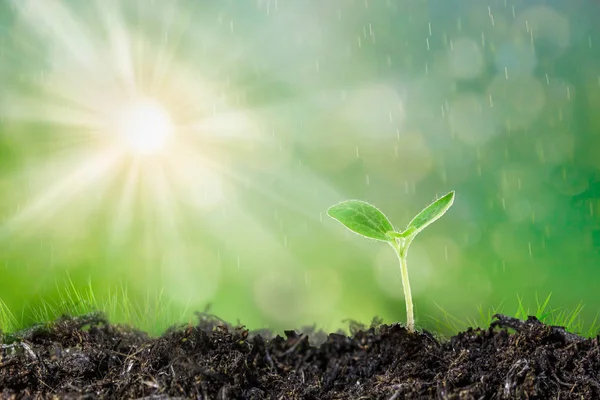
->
xmin=1 ymin=312 xmax=599 ymax=399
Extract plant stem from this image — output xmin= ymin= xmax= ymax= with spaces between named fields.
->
xmin=392 ymin=240 xmax=414 ymax=332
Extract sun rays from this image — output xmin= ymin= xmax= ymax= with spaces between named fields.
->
xmin=0 ymin=0 xmax=272 ymax=293
xmin=0 ymin=0 xmax=360 ymax=329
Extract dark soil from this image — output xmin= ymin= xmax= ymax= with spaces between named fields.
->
xmin=1 ymin=312 xmax=599 ymax=399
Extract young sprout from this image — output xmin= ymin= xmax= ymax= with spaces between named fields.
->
xmin=327 ymin=191 xmax=455 ymax=332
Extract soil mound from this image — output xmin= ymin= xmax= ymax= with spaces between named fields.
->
xmin=1 ymin=312 xmax=598 ymax=399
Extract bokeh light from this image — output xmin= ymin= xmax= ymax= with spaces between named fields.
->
xmin=0 ymin=0 xmax=599 ymax=335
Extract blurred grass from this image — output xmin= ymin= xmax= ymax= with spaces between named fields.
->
xmin=0 ymin=276 xmax=193 ymax=337
xmin=430 ymin=293 xmax=600 ymax=338
xmin=2 ymin=283 xmax=599 ymax=340
xmin=0 ymin=298 xmax=18 ymax=334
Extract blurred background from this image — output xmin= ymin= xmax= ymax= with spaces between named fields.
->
xmin=1 ymin=0 xmax=600 ymax=336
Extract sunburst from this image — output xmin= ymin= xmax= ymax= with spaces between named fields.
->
xmin=0 ymin=0 xmax=277 ymax=303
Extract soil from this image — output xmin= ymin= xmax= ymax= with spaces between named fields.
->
xmin=1 ymin=312 xmax=599 ymax=399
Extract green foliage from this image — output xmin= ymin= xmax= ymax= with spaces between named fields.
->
xmin=0 ymin=298 xmax=19 ymax=340
xmin=514 ymin=293 xmax=599 ymax=336
xmin=0 ymin=276 xmax=193 ymax=338
xmin=430 ymin=301 xmax=505 ymax=335
xmin=2 ymin=284 xmax=600 ymax=340
xmin=430 ymin=293 xmax=600 ymax=338
xmin=328 ymin=191 xmax=455 ymax=332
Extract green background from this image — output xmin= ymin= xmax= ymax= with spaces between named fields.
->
xmin=1 ymin=0 xmax=600 ymax=335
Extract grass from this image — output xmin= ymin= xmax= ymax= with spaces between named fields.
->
xmin=0 ymin=276 xmax=194 ymax=339
xmin=0 ymin=297 xmax=19 ymax=334
xmin=2 ymin=281 xmax=599 ymax=341
xmin=430 ymin=293 xmax=600 ymax=338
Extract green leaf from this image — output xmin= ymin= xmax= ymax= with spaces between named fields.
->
xmin=327 ymin=200 xmax=394 ymax=242
xmin=406 ymin=191 xmax=455 ymax=236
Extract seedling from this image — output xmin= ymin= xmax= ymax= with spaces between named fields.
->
xmin=327 ymin=191 xmax=455 ymax=332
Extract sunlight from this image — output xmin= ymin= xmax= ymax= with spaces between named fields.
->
xmin=0 ymin=0 xmax=341 ymax=327
xmin=0 ymin=0 xmax=259 ymax=282
xmin=115 ymin=98 xmax=173 ymax=155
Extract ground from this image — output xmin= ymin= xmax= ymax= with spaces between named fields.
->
xmin=1 ymin=312 xmax=599 ymax=399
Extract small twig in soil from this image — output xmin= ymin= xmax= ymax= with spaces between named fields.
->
xmin=1 ymin=341 xmax=37 ymax=361
xmin=282 ymin=333 xmax=307 ymax=356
